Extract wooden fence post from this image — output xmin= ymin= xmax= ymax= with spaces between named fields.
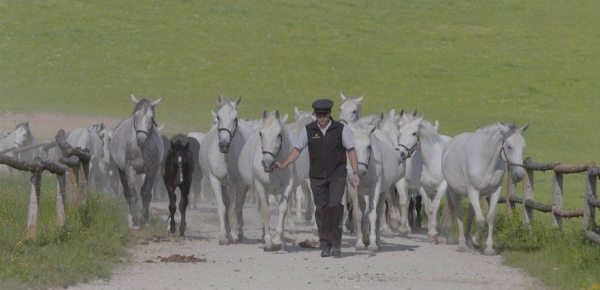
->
xmin=522 ymin=168 xmax=534 ymax=230
xmin=26 ymin=171 xmax=42 ymax=240
xmin=55 ymin=174 xmax=66 ymax=228
xmin=505 ymin=167 xmax=516 ymax=218
xmin=78 ymin=161 xmax=89 ymax=205
xmin=552 ymin=173 xmax=563 ymax=228
xmin=584 ymin=171 xmax=597 ymax=229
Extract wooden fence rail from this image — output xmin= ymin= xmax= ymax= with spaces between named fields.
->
xmin=0 ymin=129 xmax=90 ymax=240
xmin=499 ymin=157 xmax=600 ymax=244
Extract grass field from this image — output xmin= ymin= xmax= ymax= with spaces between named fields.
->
xmin=1 ymin=0 xmax=600 ymax=289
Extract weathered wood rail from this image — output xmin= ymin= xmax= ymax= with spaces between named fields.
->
xmin=499 ymin=157 xmax=600 ymax=244
xmin=0 ymin=130 xmax=91 ymax=240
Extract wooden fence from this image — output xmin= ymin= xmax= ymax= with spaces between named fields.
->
xmin=0 ymin=129 xmax=91 ymax=240
xmin=499 ymin=157 xmax=600 ymax=244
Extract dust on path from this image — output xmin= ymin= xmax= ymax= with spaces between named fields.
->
xmin=68 ymin=200 xmax=544 ymax=290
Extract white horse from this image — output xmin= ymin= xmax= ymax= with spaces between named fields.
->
xmin=66 ymin=123 xmax=106 ymax=189
xmin=199 ymin=96 xmax=252 ymax=245
xmin=396 ymin=113 xmax=449 ymax=242
xmin=338 ymin=93 xmax=379 ymax=126
xmin=109 ymin=95 xmax=164 ymax=228
xmin=288 ymin=107 xmax=315 ymax=224
xmin=186 ymin=131 xmax=210 ymax=207
xmin=346 ymin=123 xmax=402 ymax=252
xmin=239 ymin=110 xmax=307 ymax=251
xmin=0 ymin=122 xmax=35 ymax=173
xmin=97 ymin=127 xmax=120 ymax=195
xmin=442 ymin=122 xmax=527 ymax=255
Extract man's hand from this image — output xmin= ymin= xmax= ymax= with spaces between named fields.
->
xmin=275 ymin=161 xmax=285 ymax=169
xmin=353 ymin=173 xmax=360 ymax=187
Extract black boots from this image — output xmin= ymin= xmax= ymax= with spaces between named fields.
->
xmin=320 ymin=247 xmax=331 ymax=257
xmin=331 ymin=246 xmax=342 ymax=258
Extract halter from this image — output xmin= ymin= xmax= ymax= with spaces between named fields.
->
xmin=358 ymin=146 xmax=372 ymax=170
xmin=217 ymin=118 xmax=238 ymax=141
xmin=501 ymin=140 xmax=524 ymax=168
xmin=396 ymin=135 xmax=419 ymax=159
xmin=133 ymin=116 xmax=157 ymax=137
xmin=339 ymin=119 xmax=348 ymax=125
xmin=261 ymin=134 xmax=283 ymax=159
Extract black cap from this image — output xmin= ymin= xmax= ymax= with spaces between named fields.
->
xmin=312 ymin=99 xmax=334 ymax=113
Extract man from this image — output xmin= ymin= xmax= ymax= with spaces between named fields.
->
xmin=275 ymin=98 xmax=359 ymax=258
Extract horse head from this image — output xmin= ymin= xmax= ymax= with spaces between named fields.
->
xmin=131 ymin=95 xmax=161 ymax=147
xmin=397 ymin=110 xmax=422 ymax=161
xmin=12 ymin=122 xmax=31 ymax=147
xmin=339 ymin=92 xmax=363 ymax=124
xmin=349 ymin=123 xmax=376 ymax=178
xmin=378 ymin=109 xmax=402 ymax=159
xmin=260 ymin=110 xmax=286 ymax=172
xmin=216 ymin=95 xmax=241 ymax=153
xmin=168 ymin=138 xmax=191 ymax=186
xmin=294 ymin=106 xmax=316 ymax=122
xmin=499 ymin=123 xmax=528 ymax=183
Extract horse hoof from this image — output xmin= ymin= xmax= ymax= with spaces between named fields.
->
xmin=427 ymin=235 xmax=439 ymax=244
xmin=271 ymin=243 xmax=282 ymax=252
xmin=484 ymin=248 xmax=497 ymax=256
xmin=131 ymin=225 xmax=140 ymax=230
xmin=398 ymin=230 xmax=409 ymax=238
xmin=355 ymin=244 xmax=367 ymax=251
xmin=368 ymin=245 xmax=380 ymax=253
xmin=219 ymin=239 xmax=230 ymax=246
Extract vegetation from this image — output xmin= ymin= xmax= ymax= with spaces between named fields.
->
xmin=1 ymin=0 xmax=599 ymax=288
xmin=0 ymin=174 xmax=131 ymax=289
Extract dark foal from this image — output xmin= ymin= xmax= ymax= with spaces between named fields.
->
xmin=163 ymin=136 xmax=194 ymax=236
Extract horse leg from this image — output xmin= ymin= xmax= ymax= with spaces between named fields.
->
xmin=345 ymin=188 xmax=356 ymax=235
xmin=395 ymin=179 xmax=410 ymax=237
xmin=367 ymin=185 xmax=382 ymax=252
xmin=167 ymin=184 xmax=177 ymax=234
xmin=374 ymin=190 xmax=387 ymax=250
xmin=428 ymin=181 xmax=448 ymax=244
xmin=287 ymin=187 xmax=297 ymax=235
xmin=118 ymin=168 xmax=139 ymax=229
xmin=418 ymin=187 xmax=437 ymax=243
xmin=484 ymin=186 xmax=502 ymax=256
xmin=208 ymin=176 xmax=232 ymax=245
xmin=179 ymin=183 xmax=191 ymax=237
xmin=140 ymin=171 xmax=157 ymax=226
xmin=303 ymin=180 xmax=314 ymax=221
xmin=255 ymin=183 xmax=273 ymax=251
xmin=466 ymin=188 xmax=486 ymax=249
xmin=378 ymin=192 xmax=392 ymax=234
xmin=414 ymin=193 xmax=423 ymax=230
xmin=230 ymin=183 xmax=247 ymax=243
xmin=350 ymin=184 xmax=366 ymax=251
xmin=273 ymin=184 xmax=293 ymax=251
xmin=294 ymin=185 xmax=303 ymax=222
xmin=449 ymin=189 xmax=468 ymax=252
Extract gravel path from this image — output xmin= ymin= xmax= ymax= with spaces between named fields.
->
xmin=69 ymin=200 xmax=543 ymax=290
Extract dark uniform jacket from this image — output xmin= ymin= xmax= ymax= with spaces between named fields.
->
xmin=306 ymin=119 xmax=347 ymax=179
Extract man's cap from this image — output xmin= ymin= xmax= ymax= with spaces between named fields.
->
xmin=312 ymin=99 xmax=334 ymax=112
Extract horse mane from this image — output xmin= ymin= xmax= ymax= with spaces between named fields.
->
xmin=419 ymin=119 xmax=443 ymax=142
xmin=476 ymin=122 xmax=519 ymax=142
xmin=132 ymin=99 xmax=153 ymax=114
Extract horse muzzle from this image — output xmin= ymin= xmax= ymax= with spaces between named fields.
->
xmin=262 ymin=160 xmax=275 ymax=172
xmin=511 ymin=168 xmax=525 ymax=183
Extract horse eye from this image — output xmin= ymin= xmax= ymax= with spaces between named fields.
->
xmin=412 ymin=132 xmax=417 ymax=136
xmin=259 ymin=133 xmax=262 ymax=137
xmin=507 ymin=145 xmax=513 ymax=150
xmin=217 ymin=116 xmax=220 ymax=120
xmin=353 ymin=110 xmax=357 ymax=114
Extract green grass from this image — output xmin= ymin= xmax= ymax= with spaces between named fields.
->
xmin=0 ymin=174 xmax=131 ymax=289
xmin=1 ymin=0 xmax=600 ymax=288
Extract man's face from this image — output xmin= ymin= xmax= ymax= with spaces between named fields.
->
xmin=315 ymin=111 xmax=330 ymax=127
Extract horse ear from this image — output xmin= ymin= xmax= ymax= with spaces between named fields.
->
xmin=496 ymin=122 xmax=509 ymax=134
xmin=183 ymin=141 xmax=190 ymax=151
xmin=416 ymin=115 xmax=424 ymax=123
xmin=434 ymin=120 xmax=440 ymax=131
xmin=157 ymin=125 xmax=164 ymax=131
xmin=151 ymin=98 xmax=162 ymax=106
xmin=340 ymin=92 xmax=346 ymax=101
xmin=131 ymin=94 xmax=139 ymax=104
xmin=379 ymin=110 xmax=385 ymax=120
xmin=217 ymin=94 xmax=223 ymax=104
xmin=282 ymin=113 xmax=289 ymax=123
xmin=235 ymin=96 xmax=242 ymax=106
xmin=262 ymin=109 xmax=268 ymax=119
xmin=520 ymin=124 xmax=529 ymax=133
xmin=357 ymin=95 xmax=364 ymax=103
xmin=389 ymin=109 xmax=396 ymax=118
xmin=294 ymin=106 xmax=300 ymax=119
xmin=413 ymin=110 xmax=418 ymax=117
xmin=275 ymin=110 xmax=280 ymax=119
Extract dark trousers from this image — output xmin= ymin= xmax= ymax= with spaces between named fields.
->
xmin=310 ymin=175 xmax=346 ymax=249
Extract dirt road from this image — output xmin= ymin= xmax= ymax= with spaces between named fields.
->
xmin=69 ymin=200 xmax=542 ymax=290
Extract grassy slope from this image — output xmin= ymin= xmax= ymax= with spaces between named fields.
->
xmin=1 ymin=0 xmax=600 ymax=288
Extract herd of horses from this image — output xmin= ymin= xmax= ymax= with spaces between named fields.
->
xmin=0 ymin=94 xmax=528 ymax=256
